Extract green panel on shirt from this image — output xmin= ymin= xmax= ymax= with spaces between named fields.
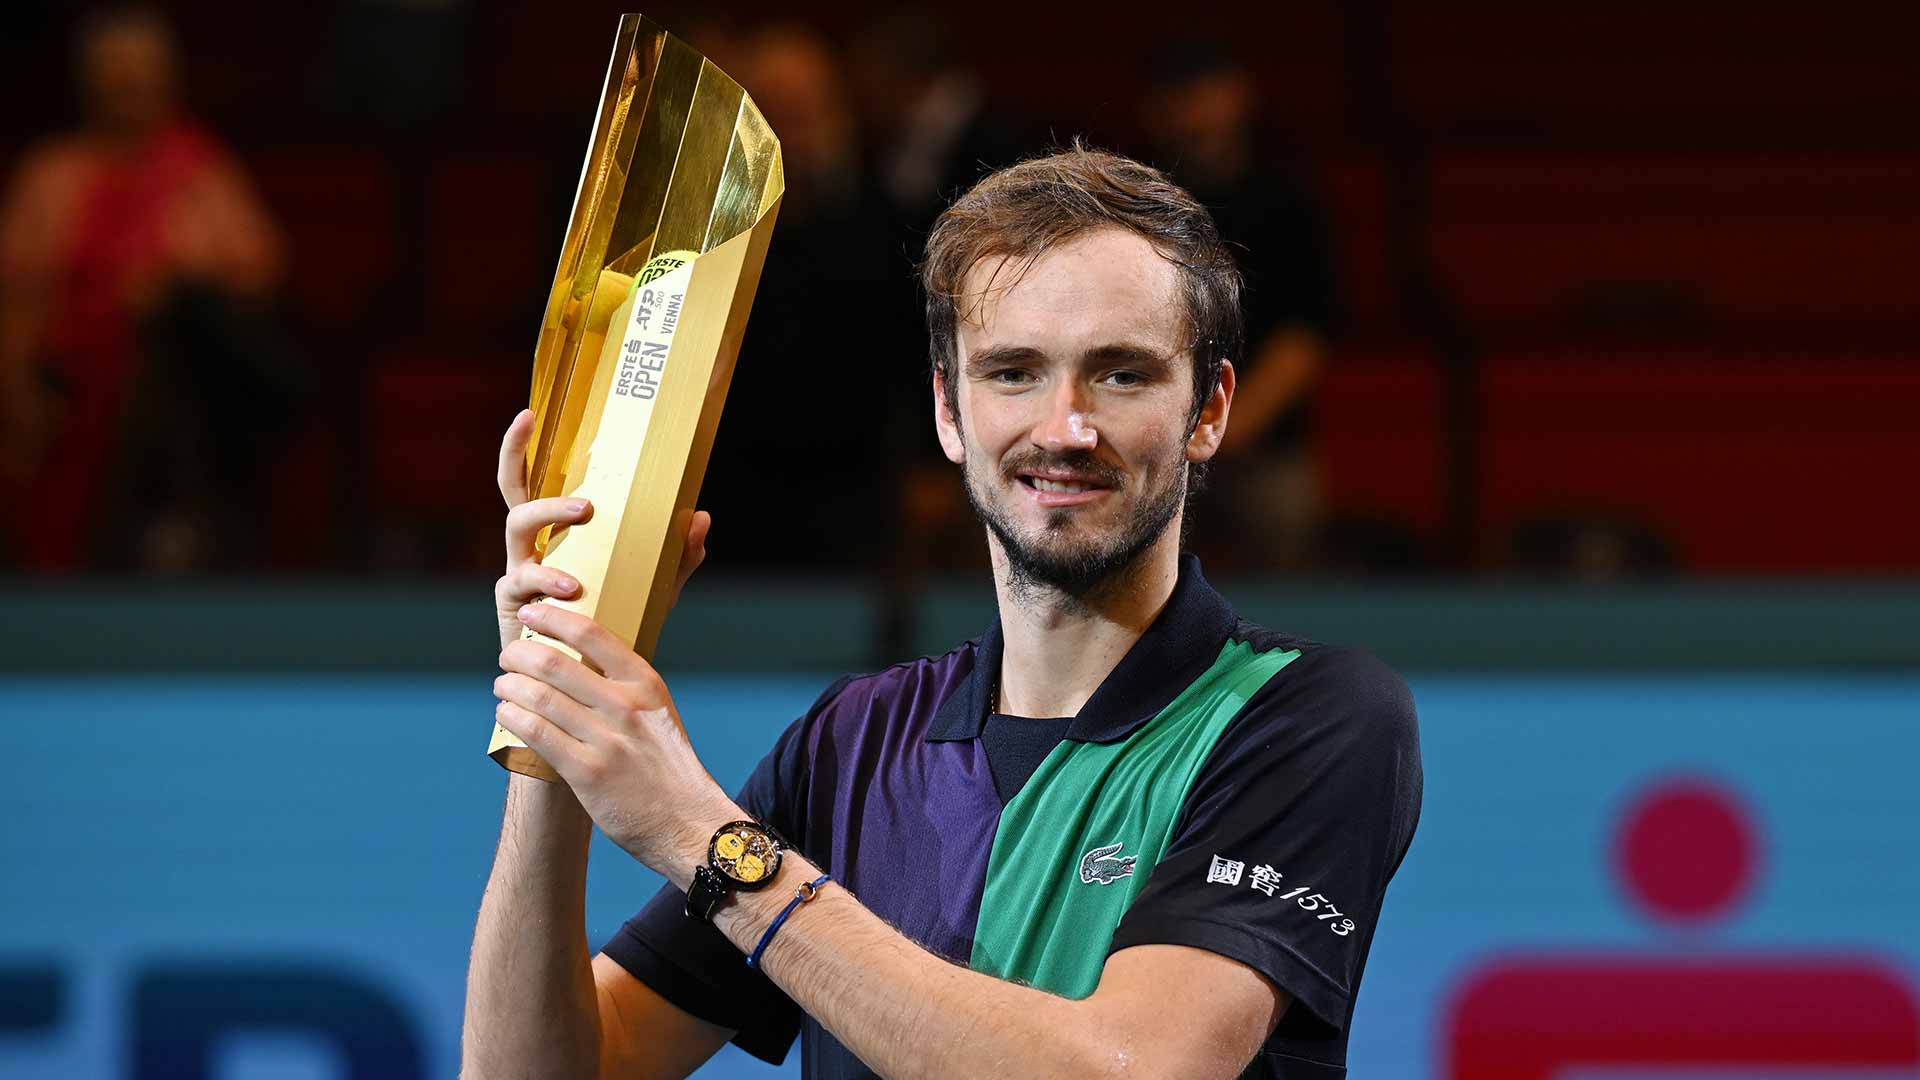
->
xmin=969 ymin=638 xmax=1301 ymax=997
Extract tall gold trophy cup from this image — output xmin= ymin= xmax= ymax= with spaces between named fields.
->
xmin=489 ymin=15 xmax=784 ymax=781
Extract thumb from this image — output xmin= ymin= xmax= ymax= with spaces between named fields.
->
xmin=670 ymin=510 xmax=711 ymax=606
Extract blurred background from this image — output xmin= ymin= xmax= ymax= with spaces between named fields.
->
xmin=2 ymin=2 xmax=1917 ymax=1077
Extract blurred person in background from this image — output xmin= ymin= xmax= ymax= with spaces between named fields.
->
xmin=852 ymin=7 xmax=1023 ymax=236
xmin=851 ymin=8 xmax=1027 ymax=582
xmin=699 ymin=21 xmax=895 ymax=572
xmin=1144 ymin=37 xmax=1336 ymax=572
xmin=0 ymin=6 xmax=289 ymax=574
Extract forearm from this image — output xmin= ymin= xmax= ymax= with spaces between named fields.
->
xmin=462 ymin=774 xmax=604 ymax=1079
xmin=709 ymin=850 xmax=1121 ymax=1080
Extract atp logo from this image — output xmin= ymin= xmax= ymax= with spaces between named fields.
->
xmin=1078 ymin=841 xmax=1137 ymax=885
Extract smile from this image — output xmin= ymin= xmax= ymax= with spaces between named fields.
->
xmin=1030 ymin=477 xmax=1092 ymax=493
xmin=1017 ymin=473 xmax=1114 ymax=507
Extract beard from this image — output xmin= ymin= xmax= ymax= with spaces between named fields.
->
xmin=962 ymin=445 xmax=1187 ymax=600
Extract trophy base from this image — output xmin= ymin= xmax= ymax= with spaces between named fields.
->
xmin=489 ymin=736 xmax=562 ymax=783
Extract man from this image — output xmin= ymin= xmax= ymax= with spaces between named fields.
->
xmin=465 ymin=146 xmax=1421 ymax=1080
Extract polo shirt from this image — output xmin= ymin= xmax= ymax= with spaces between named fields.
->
xmin=603 ymin=555 xmax=1423 ymax=1079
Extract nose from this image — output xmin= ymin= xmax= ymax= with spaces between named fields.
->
xmin=1032 ymin=379 xmax=1098 ymax=453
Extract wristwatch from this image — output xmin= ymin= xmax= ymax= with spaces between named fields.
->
xmin=685 ymin=819 xmax=785 ymax=921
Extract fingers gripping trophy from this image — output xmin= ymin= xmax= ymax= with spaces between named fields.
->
xmin=488 ymin=15 xmax=784 ymax=782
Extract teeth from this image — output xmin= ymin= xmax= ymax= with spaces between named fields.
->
xmin=1032 ymin=478 xmax=1091 ymax=493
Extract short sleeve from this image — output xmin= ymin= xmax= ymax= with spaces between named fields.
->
xmin=597 ymin=676 xmax=848 ymax=1065
xmin=1107 ymin=645 xmax=1422 ymax=1035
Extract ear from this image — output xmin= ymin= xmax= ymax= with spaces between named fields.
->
xmin=1186 ymin=359 xmax=1234 ymax=463
xmin=932 ymin=367 xmax=966 ymax=464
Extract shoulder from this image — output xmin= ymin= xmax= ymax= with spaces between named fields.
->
xmin=17 ymin=134 xmax=91 ymax=169
xmin=1181 ymin=624 xmax=1422 ymax=843
xmin=798 ymin=638 xmax=984 ymax=729
xmin=1225 ymin=621 xmax=1418 ymax=752
xmin=6 ymin=137 xmax=91 ymax=195
xmin=748 ymin=641 xmax=981 ymax=815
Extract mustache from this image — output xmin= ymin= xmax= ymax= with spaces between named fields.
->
xmin=1001 ymin=450 xmax=1126 ymax=487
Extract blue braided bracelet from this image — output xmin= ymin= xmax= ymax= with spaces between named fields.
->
xmin=747 ymin=873 xmax=832 ymax=970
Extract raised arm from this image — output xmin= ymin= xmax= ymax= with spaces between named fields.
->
xmin=462 ymin=411 xmax=723 ymax=1080
xmin=463 ymin=772 xmax=736 ymax=1080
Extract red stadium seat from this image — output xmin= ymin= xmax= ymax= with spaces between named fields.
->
xmin=1425 ymin=154 xmax=1920 ymax=334
xmin=1384 ymin=5 xmax=1920 ymax=149
xmin=263 ymin=419 xmax=339 ymax=570
xmin=365 ymin=346 xmax=527 ymax=570
xmin=1316 ymin=157 xmax=1396 ymax=331
xmin=422 ymin=155 xmax=552 ymax=331
xmin=1477 ymin=348 xmax=1920 ymax=572
xmin=250 ymin=149 xmax=397 ymax=329
xmin=1318 ymin=343 xmax=1449 ymax=538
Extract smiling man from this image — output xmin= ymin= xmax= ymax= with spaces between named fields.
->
xmin=465 ymin=145 xmax=1423 ymax=1080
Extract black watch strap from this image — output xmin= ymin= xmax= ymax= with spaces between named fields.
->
xmin=686 ymin=865 xmax=730 ymax=922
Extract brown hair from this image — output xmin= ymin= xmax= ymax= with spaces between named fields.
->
xmin=920 ymin=141 xmax=1243 ymax=430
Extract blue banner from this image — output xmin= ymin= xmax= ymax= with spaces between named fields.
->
xmin=2 ymin=674 xmax=1915 ymax=1078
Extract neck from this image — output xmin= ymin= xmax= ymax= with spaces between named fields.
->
xmin=988 ymin=526 xmax=1183 ymax=719
xmin=91 ymin=113 xmax=174 ymax=155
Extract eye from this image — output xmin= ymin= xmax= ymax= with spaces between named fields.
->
xmin=1102 ymin=369 xmax=1148 ymax=388
xmin=989 ymin=368 xmax=1035 ymax=386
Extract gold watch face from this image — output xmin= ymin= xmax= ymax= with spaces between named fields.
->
xmin=709 ymin=821 xmax=781 ymax=889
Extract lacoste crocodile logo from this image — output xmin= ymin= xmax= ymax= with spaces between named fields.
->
xmin=1078 ymin=841 xmax=1137 ymax=886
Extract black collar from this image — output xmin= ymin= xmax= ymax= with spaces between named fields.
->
xmin=927 ymin=554 xmax=1239 ymax=745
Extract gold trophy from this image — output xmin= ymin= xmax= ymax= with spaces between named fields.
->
xmin=489 ymin=15 xmax=784 ymax=781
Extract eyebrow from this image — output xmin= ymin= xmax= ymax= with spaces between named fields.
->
xmin=963 ymin=342 xmax=1177 ymax=374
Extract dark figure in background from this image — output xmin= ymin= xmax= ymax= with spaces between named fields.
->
xmin=0 ymin=7 xmax=291 ymax=573
xmin=851 ymin=8 xmax=1026 ymax=573
xmin=852 ymin=8 xmax=1024 ymax=236
xmin=696 ymin=24 xmax=897 ymax=572
xmin=1144 ymin=38 xmax=1337 ymax=572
